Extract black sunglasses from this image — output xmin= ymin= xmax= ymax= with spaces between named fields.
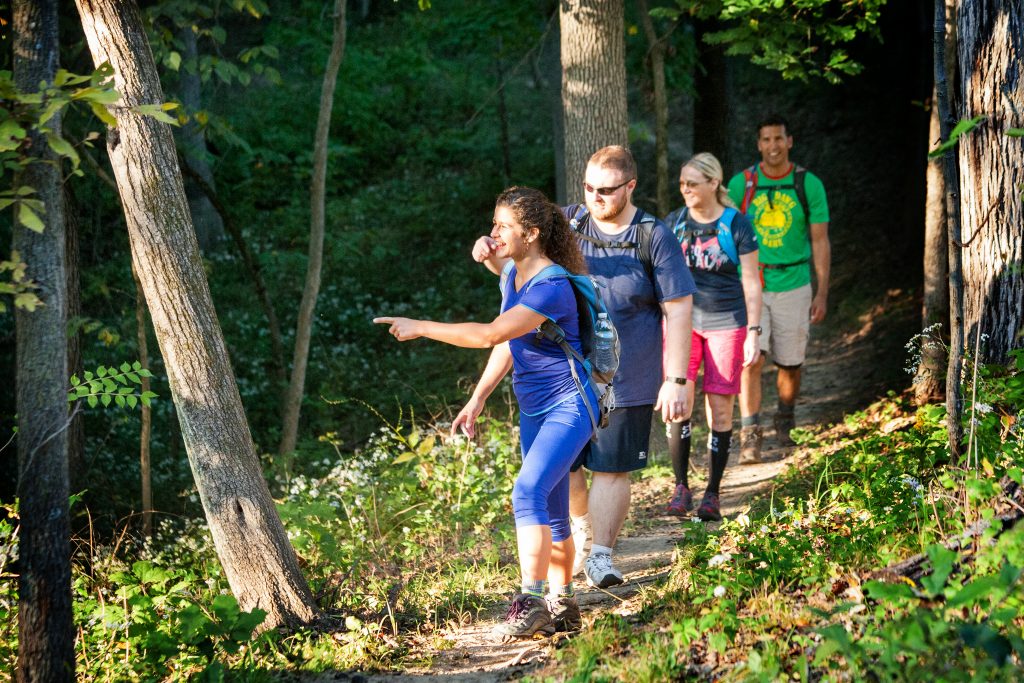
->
xmin=583 ymin=178 xmax=633 ymax=196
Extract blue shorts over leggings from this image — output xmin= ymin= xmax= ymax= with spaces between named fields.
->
xmin=514 ymin=389 xmax=595 ymax=542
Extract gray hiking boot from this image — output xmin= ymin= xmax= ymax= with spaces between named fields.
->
xmin=738 ymin=425 xmax=763 ymax=464
xmin=774 ymin=413 xmax=796 ymax=447
xmin=547 ymin=594 xmax=582 ymax=633
xmin=492 ymin=594 xmax=555 ymax=642
xmin=585 ymin=552 xmax=624 ymax=588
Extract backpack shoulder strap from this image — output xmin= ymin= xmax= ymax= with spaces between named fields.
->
xmin=498 ymin=259 xmax=515 ymax=302
xmin=793 ymin=165 xmax=811 ymax=222
xmin=671 ymin=207 xmax=689 ymax=241
xmin=716 ymin=207 xmax=740 ymax=265
xmin=635 ymin=210 xmax=656 ymax=281
xmin=568 ymin=204 xmax=589 ymax=231
xmin=740 ymin=164 xmax=759 ymax=214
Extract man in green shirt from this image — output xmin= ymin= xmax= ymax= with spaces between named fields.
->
xmin=726 ymin=115 xmax=831 ymax=462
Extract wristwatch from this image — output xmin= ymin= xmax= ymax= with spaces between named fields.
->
xmin=665 ymin=376 xmax=688 ymax=385
xmin=748 ymin=325 xmax=763 ymax=334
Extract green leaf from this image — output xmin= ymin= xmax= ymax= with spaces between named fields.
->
xmin=1006 ymin=128 xmax=1024 ymax=137
xmin=133 ymin=104 xmax=179 ymax=126
xmin=921 ymin=544 xmax=957 ymax=596
xmin=97 ymin=365 xmax=107 ymax=377
xmin=46 ymin=135 xmax=79 ymax=168
xmin=89 ymin=101 xmax=117 ymax=127
xmin=167 ymin=51 xmax=182 ymax=71
xmin=393 ymin=451 xmax=417 ymax=464
xmin=120 ymin=362 xmax=130 ymax=373
xmin=70 ymin=374 xmax=80 ymax=386
xmin=87 ymin=395 xmax=98 ymax=408
xmin=864 ymin=580 xmax=915 ymax=602
xmin=100 ymin=394 xmax=111 ymax=407
xmin=127 ymin=395 xmax=138 ymax=409
xmin=929 ymin=116 xmax=986 ymax=158
xmin=115 ymin=395 xmax=125 ymax=408
xmin=18 ymin=203 xmax=45 ymax=233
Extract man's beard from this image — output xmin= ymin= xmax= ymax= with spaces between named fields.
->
xmin=587 ymin=194 xmax=628 ymax=221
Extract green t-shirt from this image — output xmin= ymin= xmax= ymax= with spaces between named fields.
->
xmin=727 ymin=164 xmax=829 ymax=292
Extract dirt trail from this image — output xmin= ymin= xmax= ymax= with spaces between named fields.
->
xmin=320 ymin=305 xmax=903 ymax=683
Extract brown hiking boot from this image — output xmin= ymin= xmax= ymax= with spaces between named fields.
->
xmin=774 ymin=413 xmax=796 ymax=446
xmin=738 ymin=425 xmax=763 ymax=464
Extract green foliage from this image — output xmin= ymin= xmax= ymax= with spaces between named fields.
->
xmin=0 ymin=250 xmax=40 ymax=312
xmin=929 ymin=116 xmax=987 ymax=158
xmin=554 ymin=350 xmax=1024 ymax=679
xmin=68 ymin=361 xmax=157 ymax=409
xmin=654 ymin=0 xmax=885 ymax=83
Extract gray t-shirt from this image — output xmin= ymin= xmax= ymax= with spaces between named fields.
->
xmin=664 ymin=207 xmax=758 ymax=331
xmin=564 ymin=205 xmax=697 ymax=407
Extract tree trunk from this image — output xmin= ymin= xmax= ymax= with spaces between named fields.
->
xmin=176 ymin=24 xmax=224 ymax=251
xmin=560 ymin=0 xmax=629 ymax=205
xmin=178 ymin=158 xmax=287 ymax=385
xmin=637 ymin=0 xmax=669 ymax=216
xmin=935 ymin=0 xmax=965 ymax=457
xmin=279 ymin=0 xmax=347 ymax=456
xmin=956 ymin=1 xmax=1024 ymax=365
xmin=13 ymin=0 xmax=75 ymax=680
xmin=64 ymin=185 xmax=86 ymax=492
xmin=914 ymin=87 xmax=950 ymax=406
xmin=693 ymin=19 xmax=729 ymax=174
xmin=133 ymin=265 xmax=153 ymax=537
xmin=74 ymin=0 xmax=320 ymax=629
xmin=536 ymin=11 xmax=566 ymax=204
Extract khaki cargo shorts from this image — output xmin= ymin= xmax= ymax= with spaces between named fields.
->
xmin=760 ymin=283 xmax=812 ymax=367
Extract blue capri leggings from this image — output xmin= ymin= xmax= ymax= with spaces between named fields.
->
xmin=514 ymin=390 xmax=595 ymax=542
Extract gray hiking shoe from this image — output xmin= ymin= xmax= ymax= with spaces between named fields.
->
xmin=492 ymin=594 xmax=555 ymax=642
xmin=738 ymin=425 xmax=763 ymax=464
xmin=547 ymin=595 xmax=582 ymax=633
xmin=585 ymin=552 xmax=624 ymax=588
xmin=774 ymin=413 xmax=796 ymax=447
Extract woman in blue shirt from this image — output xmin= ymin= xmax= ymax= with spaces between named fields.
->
xmin=375 ymin=187 xmax=594 ymax=640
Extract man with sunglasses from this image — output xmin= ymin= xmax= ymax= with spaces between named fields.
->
xmin=726 ymin=115 xmax=831 ymax=464
xmin=473 ymin=146 xmax=696 ymax=589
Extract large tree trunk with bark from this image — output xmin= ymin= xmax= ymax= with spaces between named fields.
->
xmin=74 ymin=0 xmax=320 ymax=629
xmin=637 ymin=0 xmax=670 ymax=217
xmin=13 ymin=0 xmax=75 ymax=680
xmin=956 ymin=1 xmax=1024 ymax=365
xmin=279 ymin=0 xmax=347 ymax=456
xmin=560 ymin=0 xmax=629 ymax=205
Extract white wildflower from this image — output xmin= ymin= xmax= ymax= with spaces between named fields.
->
xmin=760 ymin=525 xmax=769 ymax=534
xmin=708 ymin=553 xmax=732 ymax=568
xmin=734 ymin=513 xmax=751 ymax=528
xmin=713 ymin=585 xmax=727 ymax=598
xmin=975 ymin=403 xmax=993 ymax=414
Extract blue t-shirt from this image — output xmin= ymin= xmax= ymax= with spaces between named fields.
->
xmin=501 ymin=265 xmax=586 ymax=415
xmin=663 ymin=207 xmax=758 ymax=330
xmin=563 ymin=206 xmax=697 ymax=406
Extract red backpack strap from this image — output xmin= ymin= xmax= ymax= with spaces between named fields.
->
xmin=740 ymin=164 xmax=759 ymax=214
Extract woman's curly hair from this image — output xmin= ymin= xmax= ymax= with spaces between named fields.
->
xmin=495 ymin=186 xmax=587 ymax=274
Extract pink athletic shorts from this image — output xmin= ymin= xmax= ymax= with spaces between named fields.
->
xmin=687 ymin=327 xmax=746 ymax=395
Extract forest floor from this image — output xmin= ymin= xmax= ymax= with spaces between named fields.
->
xmin=310 ymin=288 xmax=918 ymax=683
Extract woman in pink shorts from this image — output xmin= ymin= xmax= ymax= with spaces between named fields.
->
xmin=662 ymin=153 xmax=762 ymax=520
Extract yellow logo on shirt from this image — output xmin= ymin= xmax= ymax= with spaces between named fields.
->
xmin=751 ymin=192 xmax=797 ymax=248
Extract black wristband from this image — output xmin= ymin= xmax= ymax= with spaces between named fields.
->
xmin=664 ymin=376 xmax=688 ymax=385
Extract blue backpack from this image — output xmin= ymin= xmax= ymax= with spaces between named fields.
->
xmin=500 ymin=262 xmax=618 ymax=435
xmin=670 ymin=206 xmax=740 ymax=264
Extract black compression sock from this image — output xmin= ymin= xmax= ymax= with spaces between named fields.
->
xmin=667 ymin=420 xmax=692 ymax=487
xmin=706 ymin=429 xmax=732 ymax=495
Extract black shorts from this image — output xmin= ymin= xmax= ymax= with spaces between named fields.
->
xmin=571 ymin=404 xmax=653 ymax=473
